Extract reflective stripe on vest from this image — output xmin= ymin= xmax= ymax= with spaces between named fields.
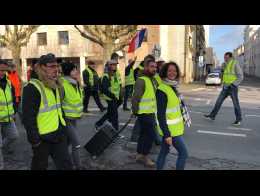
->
xmin=61 ymin=77 xmax=83 ymax=118
xmin=223 ymin=59 xmax=238 ymax=85
xmin=125 ymin=68 xmax=135 ymax=86
xmin=85 ymin=66 xmax=94 ymax=86
xmin=137 ymin=76 xmax=156 ymax=114
xmin=0 ymin=79 xmax=15 ymax=122
xmin=157 ymin=82 xmax=184 ymax=137
xmin=29 ymin=79 xmax=66 ymax=135
xmin=102 ymin=73 xmax=121 ymax=101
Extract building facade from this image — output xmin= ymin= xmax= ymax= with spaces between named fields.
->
xmin=243 ymin=25 xmax=260 ymax=77
xmin=233 ymin=44 xmax=245 ymax=72
xmin=0 ymin=25 xmax=206 ymax=83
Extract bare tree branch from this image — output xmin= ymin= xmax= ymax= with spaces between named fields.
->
xmin=0 ymin=25 xmax=40 ymax=78
xmin=75 ymin=25 xmax=138 ymax=62
xmin=74 ymin=25 xmax=103 ymax=47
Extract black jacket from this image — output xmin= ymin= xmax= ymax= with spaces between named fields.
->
xmin=22 ymin=78 xmax=66 ymax=145
xmin=82 ymin=67 xmax=99 ymax=91
xmin=101 ymin=73 xmax=122 ymax=102
xmin=0 ymin=75 xmax=17 ymax=115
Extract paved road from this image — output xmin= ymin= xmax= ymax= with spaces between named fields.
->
xmin=3 ymin=77 xmax=260 ymax=170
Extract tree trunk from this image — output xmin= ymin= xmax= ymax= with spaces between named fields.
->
xmin=103 ymin=42 xmax=115 ymax=63
xmin=11 ymin=47 xmax=22 ymax=79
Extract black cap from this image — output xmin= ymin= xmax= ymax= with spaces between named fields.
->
xmin=61 ymin=62 xmax=77 ymax=76
xmin=38 ymin=53 xmax=57 ymax=65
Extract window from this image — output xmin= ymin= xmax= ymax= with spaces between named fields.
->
xmin=58 ymin=31 xmax=69 ymax=45
xmin=37 ymin=32 xmax=47 ymax=46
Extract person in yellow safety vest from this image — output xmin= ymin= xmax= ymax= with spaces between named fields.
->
xmin=131 ymin=58 xmax=158 ymax=168
xmin=60 ymin=62 xmax=85 ymax=170
xmin=204 ymin=52 xmax=244 ymax=126
xmin=22 ymin=53 xmax=73 ymax=170
xmin=82 ymin=60 xmax=106 ymax=113
xmin=154 ymin=58 xmax=165 ymax=85
xmin=130 ymin=54 xmax=162 ymax=145
xmin=155 ymin=62 xmax=188 ymax=170
xmin=95 ymin=59 xmax=122 ymax=131
xmin=0 ymin=60 xmax=19 ymax=170
xmin=123 ymin=56 xmax=137 ymax=111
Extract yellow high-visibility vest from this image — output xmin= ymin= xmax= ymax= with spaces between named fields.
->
xmin=0 ymin=79 xmax=15 ymax=122
xmin=157 ymin=82 xmax=184 ymax=137
xmin=29 ymin=79 xmax=66 ymax=135
xmin=61 ymin=77 xmax=83 ymax=119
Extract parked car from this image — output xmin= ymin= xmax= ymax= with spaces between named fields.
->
xmin=205 ymin=73 xmax=221 ymax=85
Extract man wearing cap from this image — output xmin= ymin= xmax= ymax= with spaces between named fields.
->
xmin=123 ymin=56 xmax=137 ymax=111
xmin=0 ymin=60 xmax=19 ymax=170
xmin=22 ymin=53 xmax=73 ymax=170
xmin=82 ymin=60 xmax=106 ymax=113
xmin=95 ymin=59 xmax=122 ymax=131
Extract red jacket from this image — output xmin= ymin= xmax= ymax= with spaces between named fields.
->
xmin=8 ymin=71 xmax=21 ymax=103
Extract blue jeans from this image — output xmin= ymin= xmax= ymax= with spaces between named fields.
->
xmin=156 ymin=136 xmax=188 ymax=170
xmin=0 ymin=121 xmax=19 ymax=170
xmin=210 ymin=85 xmax=242 ymax=121
xmin=64 ymin=119 xmax=81 ymax=168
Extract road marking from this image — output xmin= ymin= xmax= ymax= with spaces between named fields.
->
xmin=190 ymin=111 xmax=204 ymax=114
xmin=197 ymin=130 xmax=247 ymax=137
xmin=245 ymin=114 xmax=260 ymax=118
xmin=191 ymin=88 xmax=206 ymax=92
xmin=88 ymin=108 xmax=100 ymax=111
xmin=227 ymin=127 xmax=252 ymax=131
xmin=119 ymin=123 xmax=134 ymax=127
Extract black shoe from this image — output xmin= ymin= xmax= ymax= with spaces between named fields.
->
xmin=203 ymin=114 xmax=215 ymax=121
xmin=123 ymin=108 xmax=131 ymax=111
xmin=232 ymin=120 xmax=241 ymax=126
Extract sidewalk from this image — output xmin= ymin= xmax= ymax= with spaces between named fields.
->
xmin=241 ymin=76 xmax=260 ymax=88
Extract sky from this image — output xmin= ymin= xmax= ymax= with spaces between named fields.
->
xmin=209 ymin=25 xmax=245 ymax=63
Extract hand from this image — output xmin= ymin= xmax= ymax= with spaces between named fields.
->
xmin=230 ymin=84 xmax=237 ymax=89
xmin=165 ymin=137 xmax=172 ymax=146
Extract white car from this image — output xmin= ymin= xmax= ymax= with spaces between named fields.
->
xmin=205 ymin=73 xmax=221 ymax=85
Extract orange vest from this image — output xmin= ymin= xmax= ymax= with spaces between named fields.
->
xmin=8 ymin=71 xmax=21 ymax=102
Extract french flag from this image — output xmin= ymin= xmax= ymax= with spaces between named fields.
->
xmin=128 ymin=28 xmax=147 ymax=53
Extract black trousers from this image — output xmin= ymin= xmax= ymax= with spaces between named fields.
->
xmin=31 ymin=137 xmax=73 ymax=170
xmin=96 ymin=100 xmax=120 ymax=131
xmin=123 ymin=85 xmax=133 ymax=109
xmin=83 ymin=87 xmax=105 ymax=111
xmin=136 ymin=114 xmax=156 ymax=155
